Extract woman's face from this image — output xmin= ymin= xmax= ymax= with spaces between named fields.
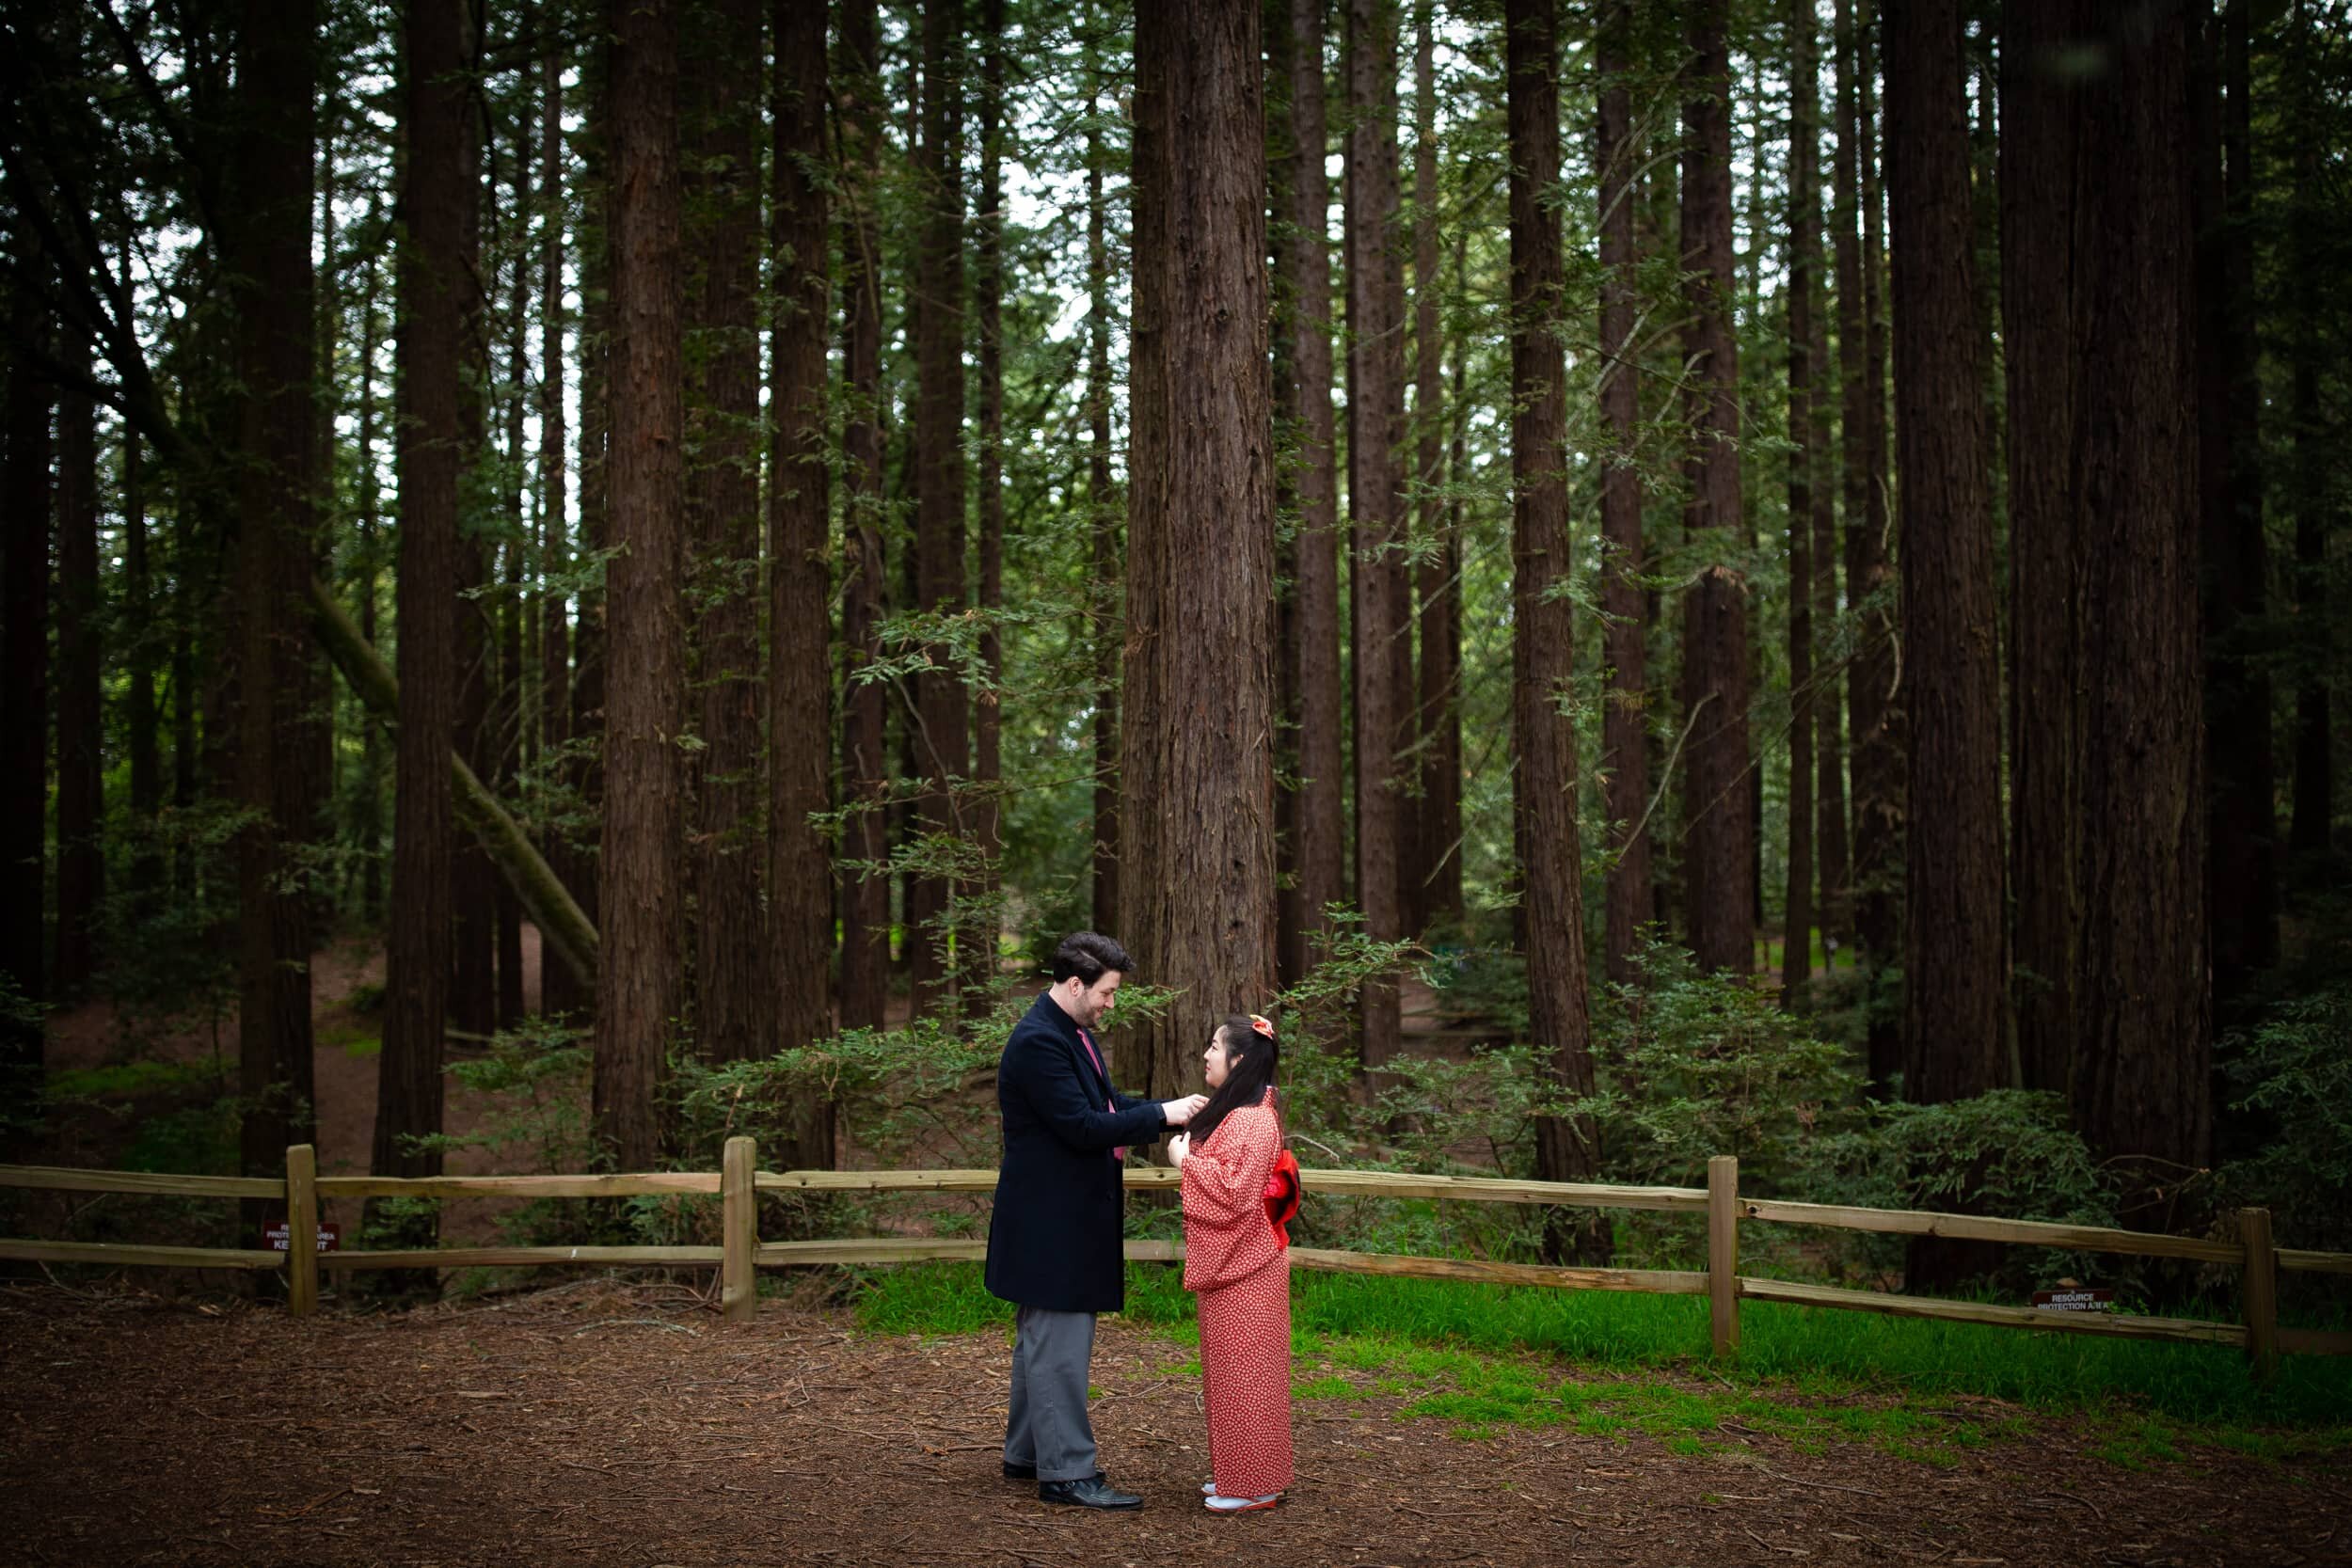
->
xmin=1202 ymin=1028 xmax=1242 ymax=1090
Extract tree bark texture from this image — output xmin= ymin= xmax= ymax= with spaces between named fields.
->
xmin=55 ymin=334 xmax=102 ymax=994
xmin=2198 ymin=0 xmax=2277 ymax=1010
xmin=537 ymin=40 xmax=573 ymax=1015
xmin=1279 ymin=0 xmax=1344 ymax=987
xmin=230 ymin=0 xmax=322 ymax=1211
xmin=835 ymin=0 xmax=890 ymax=1032
xmin=2067 ymin=2 xmax=2209 ymax=1227
xmin=1124 ymin=0 xmax=1279 ymax=1102
xmin=2287 ymin=119 xmax=2332 ymax=858
xmin=912 ymin=0 xmax=973 ymax=1018
xmin=596 ymin=0 xmax=687 ymax=1171
xmin=1507 ymin=0 xmax=1607 ymax=1264
xmin=1597 ymin=5 xmax=1649 ymax=989
xmin=1347 ymin=0 xmax=1408 ymax=1064
xmin=1678 ymin=0 xmax=1754 ymax=977
xmin=1086 ymin=82 xmax=1122 ymax=941
xmin=379 ymin=0 xmax=467 ymax=1226
xmin=770 ymin=0 xmax=835 ymax=1167
xmin=1 ymin=350 xmax=51 ymax=1089
xmin=1887 ymin=0 xmax=2005 ymax=1115
xmin=1783 ymin=0 xmax=1820 ymax=1010
xmin=2001 ymin=0 xmax=2085 ymax=1099
xmin=1410 ymin=5 xmax=1460 ymax=936
xmin=683 ymin=0 xmax=768 ymax=1065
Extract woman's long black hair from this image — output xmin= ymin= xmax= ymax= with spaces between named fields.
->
xmin=1188 ymin=1014 xmax=1281 ymax=1148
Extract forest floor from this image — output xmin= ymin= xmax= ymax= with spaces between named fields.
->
xmin=4 ymin=1278 xmax=2346 ymax=1568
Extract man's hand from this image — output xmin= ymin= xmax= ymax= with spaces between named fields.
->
xmin=1160 ymin=1093 xmax=1209 ymax=1127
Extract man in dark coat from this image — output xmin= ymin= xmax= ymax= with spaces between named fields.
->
xmin=987 ymin=931 xmax=1204 ymax=1510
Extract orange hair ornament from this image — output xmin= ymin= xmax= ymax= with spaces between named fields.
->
xmin=1248 ymin=1012 xmax=1276 ymax=1038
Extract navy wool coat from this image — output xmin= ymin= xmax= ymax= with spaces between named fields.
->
xmin=984 ymin=991 xmax=1169 ymax=1313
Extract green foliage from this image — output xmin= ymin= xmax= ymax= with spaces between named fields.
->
xmin=2216 ymin=983 xmax=2352 ymax=1256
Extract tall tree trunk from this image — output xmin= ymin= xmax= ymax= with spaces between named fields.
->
xmin=2001 ymin=0 xmax=2080 ymax=1096
xmin=1597 ymin=3 xmax=1649 ymax=988
xmin=835 ymin=0 xmax=889 ymax=1032
xmin=1678 ymin=0 xmax=1754 ymax=977
xmin=450 ymin=74 xmax=496 ymax=1045
xmin=127 ymin=415 xmax=163 ymax=904
xmin=1086 ymin=71 xmax=1122 ymax=941
xmin=770 ymin=0 xmax=834 ymax=1162
xmin=974 ymin=0 xmax=1008 ymax=999
xmin=0 ymin=348 xmax=50 ymax=1096
xmin=230 ymin=0 xmax=321 ymax=1234
xmin=2287 ymin=115 xmax=2333 ymax=859
xmin=55 ymin=334 xmax=102 ymax=995
xmin=912 ymin=0 xmax=971 ymax=1018
xmin=1410 ymin=3 xmax=1459 ymax=936
xmin=2069 ymin=2 xmax=2208 ymax=1229
xmin=1782 ymin=0 xmax=1820 ymax=1010
xmin=1279 ymin=0 xmax=1344 ymax=986
xmin=537 ymin=39 xmax=571 ymax=1012
xmin=1346 ymin=0 xmax=1407 ymax=1064
xmin=1506 ymin=0 xmax=1607 ymax=1263
xmin=377 ymin=0 xmax=469 ymax=1272
xmin=1888 ymin=0 xmax=2008 ymax=1290
xmin=596 ymin=0 xmax=688 ymax=1170
xmin=1845 ymin=0 xmax=1901 ymax=1088
xmin=1124 ymin=0 xmax=1278 ymax=1101
xmin=683 ymin=0 xmax=768 ymax=1065
xmin=497 ymin=113 xmax=529 ymax=1032
xmin=2199 ymin=0 xmax=2277 ymax=1012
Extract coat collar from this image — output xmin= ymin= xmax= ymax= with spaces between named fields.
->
xmin=1028 ymin=990 xmax=1110 ymax=1095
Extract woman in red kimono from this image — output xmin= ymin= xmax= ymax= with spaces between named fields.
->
xmin=1168 ymin=1013 xmax=1294 ymax=1513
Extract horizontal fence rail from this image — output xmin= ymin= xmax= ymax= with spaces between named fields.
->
xmin=4 ymin=1148 xmax=2345 ymax=1381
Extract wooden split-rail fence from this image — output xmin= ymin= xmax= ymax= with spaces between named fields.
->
xmin=5 ymin=1146 xmax=2348 ymax=1382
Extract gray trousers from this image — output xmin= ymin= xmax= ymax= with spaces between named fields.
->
xmin=1004 ymin=1305 xmax=1098 ymax=1482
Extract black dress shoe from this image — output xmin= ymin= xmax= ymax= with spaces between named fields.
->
xmin=1038 ymin=1475 xmax=1142 ymax=1510
xmin=1003 ymin=1462 xmax=1036 ymax=1480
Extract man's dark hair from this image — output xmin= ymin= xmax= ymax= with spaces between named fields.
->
xmin=1052 ymin=931 xmax=1134 ymax=985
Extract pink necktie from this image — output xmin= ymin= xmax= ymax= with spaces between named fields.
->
xmin=1078 ymin=1028 xmax=1124 ymax=1162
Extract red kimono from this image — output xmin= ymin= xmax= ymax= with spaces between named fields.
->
xmin=1180 ymin=1093 xmax=1295 ymax=1499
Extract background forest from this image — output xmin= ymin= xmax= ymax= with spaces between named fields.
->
xmin=1 ymin=0 xmax=2348 ymax=1307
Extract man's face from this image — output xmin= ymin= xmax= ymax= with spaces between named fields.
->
xmin=1065 ymin=970 xmax=1122 ymax=1029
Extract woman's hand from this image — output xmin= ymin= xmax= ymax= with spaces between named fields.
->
xmin=1168 ymin=1132 xmax=1189 ymax=1167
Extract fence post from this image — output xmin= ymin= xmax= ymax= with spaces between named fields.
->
xmin=285 ymin=1143 xmax=318 ymax=1318
xmin=1708 ymin=1154 xmax=1740 ymax=1356
xmin=722 ymin=1135 xmax=757 ymax=1322
xmin=2239 ymin=1206 xmax=2277 ymax=1383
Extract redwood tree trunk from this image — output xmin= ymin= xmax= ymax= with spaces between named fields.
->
xmin=1279 ymin=0 xmax=1344 ymax=986
xmin=377 ymin=0 xmax=467 ymax=1262
xmin=596 ymin=0 xmax=688 ymax=1171
xmin=1124 ymin=0 xmax=1278 ymax=1101
xmin=770 ymin=0 xmax=834 ymax=1164
xmin=683 ymin=0 xmax=768 ymax=1064
xmin=1887 ymin=0 xmax=2005 ymax=1120
xmin=1086 ymin=75 xmax=1121 ymax=940
xmin=0 ymin=350 xmax=51 ymax=1096
xmin=912 ymin=0 xmax=972 ymax=1018
xmin=2002 ymin=0 xmax=2085 ymax=1100
xmin=537 ymin=40 xmax=571 ymax=1015
xmin=1346 ymin=0 xmax=1407 ymax=1063
xmin=1410 ymin=6 xmax=1459 ymax=936
xmin=1597 ymin=3 xmax=1650 ymax=988
xmin=231 ymin=0 xmax=321 ymax=1223
xmin=1782 ymin=0 xmax=1820 ymax=1010
xmin=1507 ymin=0 xmax=1607 ymax=1264
xmin=1678 ymin=0 xmax=1754 ymax=976
xmin=55 ymin=335 xmax=102 ymax=995
xmin=835 ymin=0 xmax=890 ymax=1032
xmin=2069 ymin=2 xmax=2208 ymax=1229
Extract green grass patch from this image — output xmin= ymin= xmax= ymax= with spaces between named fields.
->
xmin=46 ymin=1059 xmax=218 ymax=1101
xmin=848 ymin=1260 xmax=2352 ymax=1468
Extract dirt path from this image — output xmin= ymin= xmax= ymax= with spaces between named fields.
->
xmin=1 ymin=1286 xmax=2340 ymax=1568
